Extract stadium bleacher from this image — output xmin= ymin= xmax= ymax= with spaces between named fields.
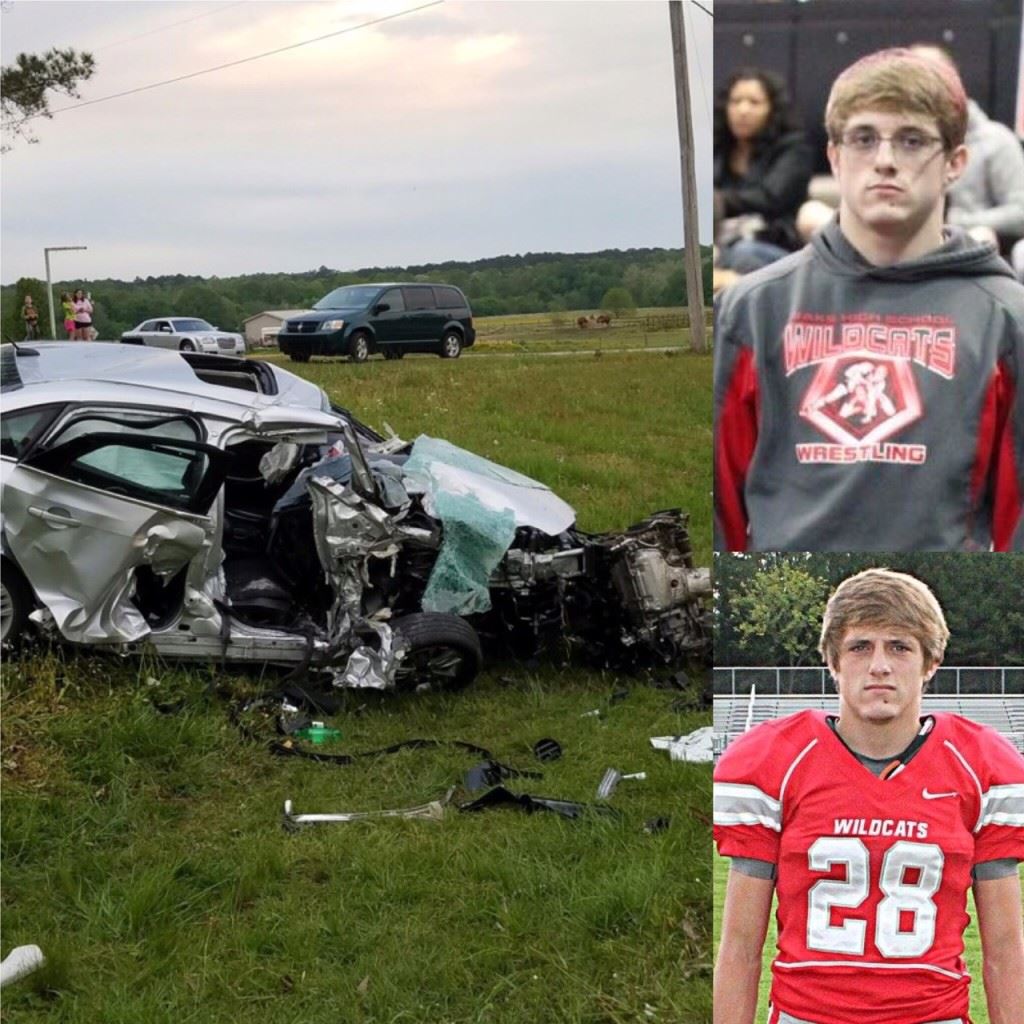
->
xmin=714 ymin=694 xmax=1024 ymax=758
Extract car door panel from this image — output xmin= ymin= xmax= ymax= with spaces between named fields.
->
xmin=3 ymin=435 xmax=229 ymax=643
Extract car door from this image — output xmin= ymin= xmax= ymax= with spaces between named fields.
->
xmin=369 ymin=288 xmax=407 ymax=345
xmin=151 ymin=320 xmax=175 ymax=349
xmin=401 ymin=286 xmax=442 ymax=346
xmin=1 ymin=411 xmax=229 ymax=644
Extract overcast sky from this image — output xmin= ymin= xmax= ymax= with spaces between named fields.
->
xmin=1 ymin=0 xmax=713 ymax=284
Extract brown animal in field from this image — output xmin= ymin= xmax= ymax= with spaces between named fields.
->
xmin=596 ymin=313 xmax=612 ymax=326
xmin=577 ymin=316 xmax=590 ymax=328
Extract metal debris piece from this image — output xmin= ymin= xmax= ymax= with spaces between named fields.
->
xmin=595 ymin=768 xmax=647 ymax=800
xmin=458 ymin=785 xmax=619 ymax=820
xmin=650 ymin=726 xmax=714 ymax=763
xmin=282 ymin=787 xmax=456 ymax=829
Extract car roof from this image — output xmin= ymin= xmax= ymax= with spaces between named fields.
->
xmin=0 ymin=342 xmax=323 ymax=418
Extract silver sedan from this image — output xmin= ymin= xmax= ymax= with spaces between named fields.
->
xmin=120 ymin=316 xmax=245 ymax=354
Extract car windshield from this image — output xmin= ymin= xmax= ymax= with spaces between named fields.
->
xmin=171 ymin=319 xmax=215 ymax=332
xmin=313 ymin=286 xmax=381 ymax=311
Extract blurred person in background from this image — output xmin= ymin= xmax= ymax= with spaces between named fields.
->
xmin=60 ymin=292 xmax=75 ymax=340
xmin=20 ymin=295 xmax=39 ymax=340
xmin=714 ymin=68 xmax=814 ymax=282
xmin=71 ymin=288 xmax=93 ymax=341
xmin=912 ymin=43 xmax=1024 ymax=254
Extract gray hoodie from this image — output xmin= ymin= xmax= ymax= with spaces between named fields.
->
xmin=714 ymin=220 xmax=1024 ymax=551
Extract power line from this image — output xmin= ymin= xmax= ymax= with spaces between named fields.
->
xmin=691 ymin=1 xmax=713 ymax=19
xmin=6 ymin=1 xmax=443 ymax=128
xmin=91 ymin=2 xmax=247 ymax=52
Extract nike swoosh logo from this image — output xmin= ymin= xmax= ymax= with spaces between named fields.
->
xmin=922 ymin=789 xmax=958 ymax=800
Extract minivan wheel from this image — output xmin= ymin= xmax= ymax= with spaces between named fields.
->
xmin=349 ymin=333 xmax=371 ymax=363
xmin=179 ymin=339 xmax=196 ymax=352
xmin=391 ymin=613 xmax=482 ymax=692
xmin=440 ymin=331 xmax=462 ymax=359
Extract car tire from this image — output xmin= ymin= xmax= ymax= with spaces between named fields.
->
xmin=391 ymin=613 xmax=482 ymax=692
xmin=349 ymin=333 xmax=371 ymax=364
xmin=439 ymin=331 xmax=462 ymax=359
xmin=289 ymin=349 xmax=311 ymax=364
xmin=1 ymin=560 xmax=32 ymax=649
xmin=180 ymin=339 xmax=196 ymax=352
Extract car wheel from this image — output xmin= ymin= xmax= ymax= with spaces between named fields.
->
xmin=392 ymin=613 xmax=482 ymax=692
xmin=440 ymin=331 xmax=462 ymax=359
xmin=179 ymin=339 xmax=196 ymax=352
xmin=349 ymin=333 xmax=371 ymax=363
xmin=1 ymin=560 xmax=32 ymax=649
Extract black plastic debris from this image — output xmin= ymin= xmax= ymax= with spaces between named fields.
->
xmin=532 ymin=738 xmax=562 ymax=762
xmin=462 ymin=760 xmax=543 ymax=792
xmin=458 ymin=786 xmax=620 ymax=820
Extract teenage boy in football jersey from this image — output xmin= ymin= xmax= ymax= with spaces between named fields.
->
xmin=713 ymin=569 xmax=1024 ymax=1024
xmin=714 ymin=48 xmax=1024 ymax=552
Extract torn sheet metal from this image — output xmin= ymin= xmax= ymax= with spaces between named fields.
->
xmin=282 ymin=787 xmax=455 ymax=828
xmin=332 ymin=620 xmax=406 ymax=690
xmin=651 ymin=726 xmax=714 ymax=763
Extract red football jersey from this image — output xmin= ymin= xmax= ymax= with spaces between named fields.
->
xmin=714 ymin=711 xmax=1024 ymax=1024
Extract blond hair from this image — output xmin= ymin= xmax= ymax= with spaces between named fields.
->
xmin=818 ymin=568 xmax=949 ymax=671
xmin=825 ymin=48 xmax=968 ymax=151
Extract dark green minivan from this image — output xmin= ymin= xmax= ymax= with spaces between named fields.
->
xmin=277 ymin=283 xmax=476 ymax=363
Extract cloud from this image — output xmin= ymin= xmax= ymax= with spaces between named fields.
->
xmin=1 ymin=0 xmax=713 ymax=283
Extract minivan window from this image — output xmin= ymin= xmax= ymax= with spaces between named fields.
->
xmin=314 ymin=286 xmax=382 ymax=310
xmin=433 ymin=287 xmax=464 ymax=309
xmin=378 ymin=288 xmax=405 ymax=312
xmin=403 ymin=287 xmax=435 ymax=311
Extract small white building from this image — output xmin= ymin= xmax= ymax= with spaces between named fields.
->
xmin=242 ymin=309 xmax=311 ymax=347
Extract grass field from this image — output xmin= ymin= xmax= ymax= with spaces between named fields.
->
xmin=712 ymin=853 xmax=1024 ymax=1024
xmin=1 ymin=347 xmax=714 ymax=1023
xmin=468 ymin=308 xmax=715 ymax=355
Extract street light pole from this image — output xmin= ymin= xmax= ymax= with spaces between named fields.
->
xmin=43 ymin=245 xmax=88 ymax=339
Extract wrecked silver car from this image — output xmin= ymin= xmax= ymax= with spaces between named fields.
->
xmin=0 ymin=343 xmax=710 ymax=690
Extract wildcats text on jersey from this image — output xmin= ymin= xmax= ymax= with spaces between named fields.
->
xmin=831 ymin=818 xmax=930 ymax=839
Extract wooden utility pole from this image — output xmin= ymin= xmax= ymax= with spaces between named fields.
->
xmin=669 ymin=1 xmax=706 ymax=353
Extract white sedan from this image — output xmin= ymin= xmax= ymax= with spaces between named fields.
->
xmin=120 ymin=317 xmax=245 ymax=354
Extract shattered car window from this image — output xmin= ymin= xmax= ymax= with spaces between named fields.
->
xmin=72 ymin=442 xmax=208 ymax=501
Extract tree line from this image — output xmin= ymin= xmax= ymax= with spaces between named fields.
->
xmin=1 ymin=246 xmax=714 ymax=342
xmin=715 ymin=553 xmax=1024 ymax=667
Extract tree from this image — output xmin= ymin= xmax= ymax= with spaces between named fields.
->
xmin=1 ymin=49 xmax=96 ymax=152
xmin=730 ymin=560 xmax=831 ymax=667
xmin=600 ymin=286 xmax=636 ymax=317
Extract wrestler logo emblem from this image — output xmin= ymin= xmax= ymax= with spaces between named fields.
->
xmin=800 ymin=356 xmax=922 ymax=444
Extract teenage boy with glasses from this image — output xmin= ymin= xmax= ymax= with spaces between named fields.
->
xmin=714 ymin=49 xmax=1024 ymax=552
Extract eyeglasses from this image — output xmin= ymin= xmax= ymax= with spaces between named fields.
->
xmin=837 ymin=127 xmax=944 ymax=160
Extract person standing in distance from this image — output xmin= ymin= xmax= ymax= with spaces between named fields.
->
xmin=714 ymin=48 xmax=1024 ymax=552
xmin=713 ymin=568 xmax=1024 ymax=1024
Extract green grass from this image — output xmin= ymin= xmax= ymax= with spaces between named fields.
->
xmin=712 ymin=853 xmax=1019 ymax=1024
xmin=1 ymin=346 xmax=714 ymax=1023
